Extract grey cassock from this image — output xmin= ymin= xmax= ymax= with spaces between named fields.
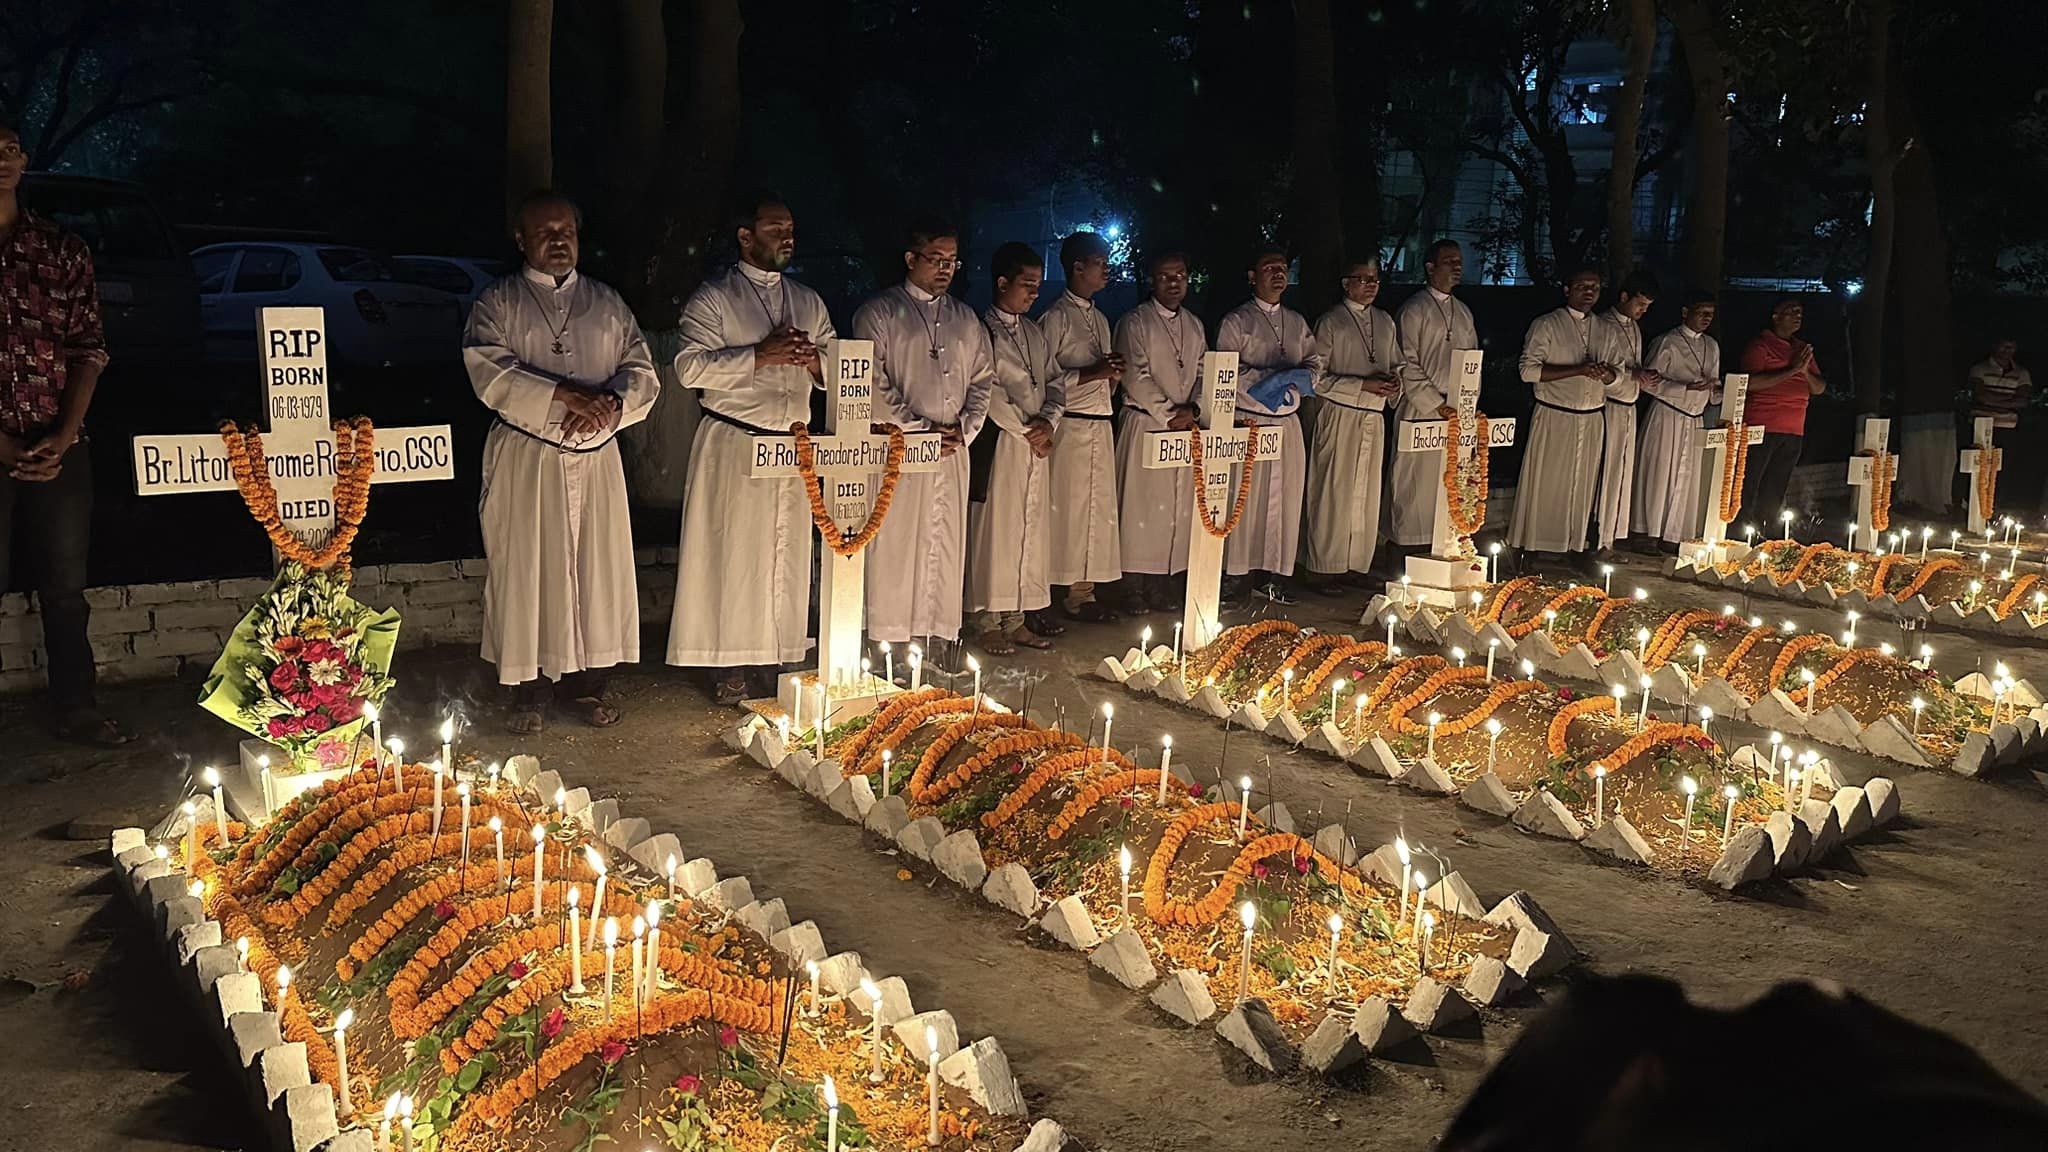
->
xmin=1038 ymin=291 xmax=1122 ymax=585
xmin=1215 ymin=300 xmax=1321 ymax=576
xmin=1113 ymin=302 xmax=1206 ymax=575
xmin=853 ymin=284 xmax=994 ymax=643
xmin=464 ymin=268 xmax=660 ymax=685
xmin=1592 ymin=308 xmax=1645 ymax=550
xmin=1305 ymin=301 xmax=1398 ymax=574
xmin=966 ymin=309 xmax=1068 ymax=613
xmin=1633 ymin=326 xmax=1722 ymax=544
xmin=667 ymin=264 xmax=833 ymax=668
xmin=1508 ymin=308 xmax=1606 ymax=554
xmin=1391 ymin=288 xmax=1480 ymax=547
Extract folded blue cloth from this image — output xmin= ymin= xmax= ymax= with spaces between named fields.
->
xmin=1245 ymin=367 xmax=1312 ymax=410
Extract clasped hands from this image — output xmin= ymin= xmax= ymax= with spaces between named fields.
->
xmin=553 ymin=384 xmax=623 ymax=445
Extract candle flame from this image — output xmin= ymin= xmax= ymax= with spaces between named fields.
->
xmin=1328 ymin=912 xmax=1344 ymax=935
xmin=487 ymin=816 xmax=501 ymax=832
xmin=532 ymin=824 xmax=545 ymax=843
xmin=1119 ymin=844 xmax=1132 ymax=876
xmin=1239 ymin=901 xmax=1257 ymax=932
xmin=1101 ymin=701 xmax=1114 ymax=719
xmin=1395 ymin=836 xmax=1410 ymax=864
xmin=585 ymin=846 xmax=606 ymax=873
xmin=202 ymin=765 xmax=220 ymax=787
xmin=1680 ymin=775 xmax=1698 ymax=796
xmin=603 ymin=917 xmax=619 ymax=945
xmin=567 ymin=886 xmax=579 ymax=907
xmin=336 ymin=1008 xmax=354 ymax=1031
xmin=440 ymin=717 xmax=455 ymax=742
xmin=823 ymin=1074 xmax=839 ymax=1111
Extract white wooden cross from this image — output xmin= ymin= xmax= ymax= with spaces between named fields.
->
xmin=1679 ymin=372 xmax=1765 ymax=565
xmin=1958 ymin=416 xmax=2001 ymax=535
xmin=1393 ymin=349 xmax=1515 ymax=606
xmin=1845 ymin=417 xmax=1895 ymax=553
xmin=749 ymin=339 xmax=944 ymax=722
xmin=131 ymin=306 xmax=457 ymax=543
xmin=1138 ymin=351 xmax=1280 ymax=653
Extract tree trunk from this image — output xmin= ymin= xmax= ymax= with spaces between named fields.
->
xmin=505 ymin=0 xmax=555 ymax=218
xmin=634 ymin=0 xmax=742 ymax=323
xmin=1890 ymin=57 xmax=1953 ymax=512
xmin=613 ymin=0 xmax=667 ymax=227
xmin=1291 ymin=0 xmax=1346 ymax=312
xmin=1603 ymin=0 xmax=1656 ymax=282
xmin=1667 ymin=0 xmax=1727 ymax=293
xmin=1853 ymin=0 xmax=1896 ymax=417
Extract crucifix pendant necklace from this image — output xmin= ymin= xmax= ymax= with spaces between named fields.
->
xmin=915 ymin=293 xmax=944 ymax=360
xmin=521 ymin=279 xmax=574 ymax=357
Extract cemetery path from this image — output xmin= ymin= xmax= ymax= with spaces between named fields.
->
xmin=4 ymin=553 xmax=2045 ymax=1151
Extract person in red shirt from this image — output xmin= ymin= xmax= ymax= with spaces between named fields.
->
xmin=0 ymin=120 xmax=128 ymax=744
xmin=1734 ymin=298 xmax=1827 ymax=528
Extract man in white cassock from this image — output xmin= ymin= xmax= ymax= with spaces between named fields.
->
xmin=966 ymin=242 xmax=1067 ymax=655
xmin=1038 ymin=230 xmax=1124 ymax=625
xmin=667 ymin=192 xmax=833 ymax=705
xmin=1215 ymin=246 xmax=1320 ymax=605
xmin=853 ymin=223 xmax=995 ymax=657
xmin=1304 ymin=257 xmax=1400 ymax=591
xmin=465 ymin=191 xmax=659 ymax=733
xmin=1633 ymin=291 xmax=1721 ymax=552
xmin=1590 ymin=272 xmax=1659 ymax=557
xmin=1391 ymin=239 xmax=1480 ymax=561
xmin=1509 ymin=267 xmax=1614 ymax=570
xmin=1112 ymin=250 xmax=1204 ymax=611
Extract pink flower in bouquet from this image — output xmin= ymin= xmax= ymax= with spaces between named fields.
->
xmin=1294 ymin=854 xmax=1312 ymax=875
xmin=301 ymin=712 xmax=333 ymax=734
xmin=300 ymin=639 xmax=342 ymax=665
xmin=269 ymin=662 xmax=302 ymax=692
xmin=267 ymin=716 xmax=296 ymax=740
xmin=315 ymin=741 xmax=351 ymax=770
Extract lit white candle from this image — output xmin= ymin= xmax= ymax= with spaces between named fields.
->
xmin=1329 ymin=677 xmax=1347 ymax=719
xmin=824 ymin=1076 xmax=841 ymax=1152
xmin=1450 ymin=646 xmax=1465 ymax=670
xmin=1395 ymin=837 xmax=1412 ymax=922
xmin=1520 ymin=659 xmax=1536 ymax=679
xmin=969 ymin=656 xmax=983 ymax=716
xmin=1352 ymin=694 xmax=1367 ymax=731
xmin=1721 ymin=784 xmax=1740 ymax=847
xmin=1635 ymin=627 xmax=1650 ymax=663
xmin=1543 ymin=608 xmax=1558 ymax=634
xmin=1633 ymin=586 xmax=1647 ymax=602
xmin=1099 ymin=702 xmax=1114 ymax=764
xmin=909 ymin=644 xmax=924 ymax=691
xmin=1138 ymin=626 xmax=1153 ymax=669
xmin=389 ymin=739 xmax=405 ymax=792
xmin=1281 ymin=666 xmax=1295 ymax=707
xmin=274 ymin=964 xmax=292 ymax=1008
xmin=529 ymin=825 xmax=544 ymax=917
xmin=1744 ymin=523 xmax=1756 ymax=548
xmin=1425 ymin=710 xmax=1442 ymax=759
xmin=861 ymin=656 xmax=872 ymax=686
xmin=380 ymin=1094 xmax=398 ymax=1152
xmin=602 ymin=917 xmax=619 ymax=1018
xmin=1601 ymin=563 xmax=1614 ymax=595
xmin=1118 ymin=843 xmax=1132 ymax=926
xmin=1172 ymin=622 xmax=1184 ymax=672
xmin=1488 ymin=540 xmax=1502 ymax=583
xmin=1680 ymin=776 xmax=1699 ymax=856
xmin=1800 ymin=754 xmax=1816 ymax=806
xmin=1156 ymin=735 xmax=1173 ymax=805
xmin=1636 ymin=675 xmax=1652 ymax=729
xmin=488 ymin=817 xmax=504 ymax=886
xmin=1419 ymin=910 xmax=1436 ymax=973
xmin=1408 ymin=874 xmax=1429 ymax=945
xmin=587 ymin=846 xmax=608 ymax=921
xmin=487 ymin=761 xmax=501 ymax=794
xmin=567 ymin=887 xmax=584 ymax=992
xmin=805 ymin=959 xmax=819 ymax=1016
xmin=1799 ymin=668 xmax=1817 ymax=716
xmin=1486 ymin=639 xmax=1499 ymax=681
xmin=1593 ymin=764 xmax=1607 ymax=827
xmin=1693 ymin=642 xmax=1707 ymax=678
xmin=645 ymin=900 xmax=663 ymax=1001
xmin=920 ymin=1022 xmax=941 ymax=1146
xmin=1236 ymin=775 xmax=1252 ymax=839
xmin=665 ymin=853 xmax=678 ymax=896
xmin=1781 ymin=509 xmax=1795 ymax=540
xmin=1919 ymin=526 xmax=1930 ymax=560
xmin=1698 ymin=706 xmax=1713 ymax=742
xmin=457 ymin=783 xmax=472 ymax=871
xmin=1846 ymin=520 xmax=1856 ymax=550
xmin=1910 ymin=696 xmax=1924 ymax=737
xmin=333 ymin=1008 xmax=355 ymax=1118
xmin=204 ymin=766 xmax=228 ymax=847
xmin=791 ymin=682 xmax=803 ymax=734
xmin=1384 ymin=612 xmax=1396 ymax=649
xmin=880 ymin=749 xmax=894 ymax=798
xmin=235 ymin=936 xmax=249 ymax=972
xmin=1484 ymin=718 xmax=1502 ymax=774
xmin=181 ymin=800 xmax=198 ymax=872
xmin=1236 ymin=901 xmax=1256 ymax=1003
xmin=399 ymin=1097 xmax=413 ymax=1152
xmin=1326 ymin=912 xmax=1344 ymax=984
xmin=862 ymin=978 xmax=885 ymax=1083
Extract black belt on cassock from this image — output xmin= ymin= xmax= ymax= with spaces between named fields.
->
xmin=1320 ymin=397 xmax=1389 ymax=416
xmin=1061 ymin=411 xmax=1115 ymax=422
xmin=701 ymin=408 xmax=785 ymax=437
xmin=1644 ymin=392 xmax=1707 ymax=420
xmin=492 ymin=416 xmax=615 ymax=454
xmin=1235 ymin=407 xmax=1298 ymax=422
xmin=1534 ymin=399 xmax=1604 ymax=417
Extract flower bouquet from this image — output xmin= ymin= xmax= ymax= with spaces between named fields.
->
xmin=200 ymin=562 xmax=399 ymax=774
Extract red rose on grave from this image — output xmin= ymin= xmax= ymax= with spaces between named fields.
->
xmin=600 ymin=1040 xmax=628 ymax=1065
xmin=1557 ymin=687 xmax=1575 ymax=701
xmin=539 ymin=1007 xmax=567 ymax=1042
xmin=718 ymin=1026 xmax=739 ymax=1049
xmin=1188 ymin=783 xmax=1205 ymax=799
xmin=507 ymin=960 xmax=529 ymax=981
xmin=674 ymin=1074 xmax=702 ymax=1096
xmin=1119 ymin=797 xmax=1134 ymax=810
xmin=1252 ymin=862 xmax=1269 ymax=880
xmin=1294 ymin=854 xmax=1312 ymax=875
xmin=434 ymin=899 xmax=457 ymax=920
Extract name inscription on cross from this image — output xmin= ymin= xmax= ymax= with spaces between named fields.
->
xmin=1845 ymin=417 xmax=1895 ymax=554
xmin=1139 ymin=351 xmax=1279 ymax=653
xmin=746 ymin=339 xmax=945 ymax=722
xmin=1396 ymin=349 xmax=1516 ymax=607
xmin=1957 ymin=416 xmax=2002 ymax=535
xmin=131 ymin=306 xmax=457 ymax=542
xmin=1679 ymin=372 xmax=1765 ymax=566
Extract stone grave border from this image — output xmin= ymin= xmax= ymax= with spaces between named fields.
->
xmin=722 ymin=710 xmax=1581 ymax=1079
xmin=1670 ymin=552 xmax=2048 ymax=649
xmin=110 ymin=756 xmax=1068 ymax=1152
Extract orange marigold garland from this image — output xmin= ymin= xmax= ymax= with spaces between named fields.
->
xmin=1789 ymin=648 xmax=1882 ymax=705
xmin=1547 ymin=695 xmax=1620 ymax=757
xmin=792 ymin=420 xmax=906 ymax=557
xmin=1891 ymin=557 xmax=1960 ymax=603
xmin=1717 ymin=422 xmax=1750 ymax=523
xmin=1505 ymin=584 xmax=1603 ymax=637
xmin=1715 ymin=625 xmax=1772 ymax=681
xmin=1995 ymin=572 xmax=2040 ymax=620
xmin=1480 ymin=576 xmax=1540 ymax=625
xmin=1442 ymin=412 xmax=1491 ymax=536
xmin=1976 ymin=446 xmax=2001 ymax=519
xmin=219 ymin=417 xmax=375 ymax=570
xmin=1862 ymin=449 xmax=1894 ymax=533
xmin=1196 ymin=620 xmax=1300 ymax=686
xmin=1384 ymin=666 xmax=1490 ymax=733
xmin=1768 ymin=633 xmax=1830 ymax=691
xmin=1187 ymin=422 xmax=1261 ymax=538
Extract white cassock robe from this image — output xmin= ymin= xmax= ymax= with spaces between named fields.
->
xmin=1113 ymin=301 xmax=1206 ymax=575
xmin=1633 ymin=325 xmax=1722 ymax=543
xmin=464 ymin=267 xmax=660 ymax=686
xmin=1592 ymin=308 xmax=1645 ymax=550
xmin=1508 ymin=308 xmax=1606 ymax=554
xmin=1215 ymin=299 xmax=1320 ymax=577
xmin=966 ymin=308 xmax=1068 ymax=613
xmin=1391 ymin=288 xmax=1480 ymax=547
xmin=1037 ymin=291 xmax=1122 ymax=585
xmin=667 ymin=263 xmax=834 ymax=667
xmin=1305 ymin=300 xmax=1398 ymax=574
xmin=853 ymin=284 xmax=995 ymax=642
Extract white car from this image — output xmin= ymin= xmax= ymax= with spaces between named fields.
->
xmin=192 ymin=242 xmax=464 ymax=366
xmin=393 ymin=255 xmax=510 ymax=311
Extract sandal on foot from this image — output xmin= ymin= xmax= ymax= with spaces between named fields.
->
xmin=1008 ymin=629 xmax=1054 ymax=650
xmin=58 ymin=711 xmax=132 ymax=747
xmin=976 ymin=630 xmax=1017 ymax=656
xmin=506 ymin=708 xmax=546 ymax=736
xmin=1066 ymin=602 xmax=1121 ymax=623
xmin=713 ymin=676 xmax=749 ymax=707
xmin=564 ymin=696 xmax=622 ymax=728
xmin=1025 ymin=611 xmax=1067 ymax=636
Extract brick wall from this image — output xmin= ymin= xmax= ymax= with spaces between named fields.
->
xmin=0 ymin=551 xmax=680 ymax=696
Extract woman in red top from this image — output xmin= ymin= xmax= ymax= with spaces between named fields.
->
xmin=1734 ymin=298 xmax=1827 ymax=529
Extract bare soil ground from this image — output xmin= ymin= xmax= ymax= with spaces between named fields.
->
xmin=6 ymin=557 xmax=2046 ymax=1151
